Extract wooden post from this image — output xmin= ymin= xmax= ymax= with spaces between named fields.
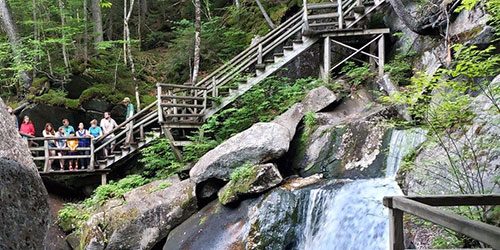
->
xmin=257 ymin=43 xmax=263 ymax=65
xmin=323 ymin=36 xmax=331 ymax=82
xmin=89 ymin=138 xmax=95 ymax=170
xmin=43 ymin=140 xmax=50 ymax=172
xmin=157 ymin=84 xmax=163 ymax=123
xmin=202 ymin=89 xmax=207 ymax=114
xmin=378 ymin=34 xmax=385 ymax=77
xmin=389 ymin=208 xmax=405 ymax=250
xmin=101 ymin=174 xmax=107 ymax=185
xmin=302 ymin=0 xmax=309 ymax=32
xmin=212 ymin=77 xmax=218 ymax=98
xmin=338 ymin=0 xmax=344 ymax=29
xmin=163 ymin=127 xmax=184 ymax=162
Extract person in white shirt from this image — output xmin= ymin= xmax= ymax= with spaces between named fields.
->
xmin=100 ymin=112 xmax=118 ymax=157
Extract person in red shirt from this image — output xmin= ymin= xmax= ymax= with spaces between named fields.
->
xmin=19 ymin=116 xmax=35 ymax=146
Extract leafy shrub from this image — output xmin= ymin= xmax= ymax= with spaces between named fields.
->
xmin=340 ymin=62 xmax=376 ymax=89
xmin=230 ymin=162 xmax=256 ymax=182
xmin=93 ymin=175 xmax=149 ymax=203
xmin=32 ymin=89 xmax=79 ymax=109
xmin=139 ymin=137 xmax=184 ymax=178
xmin=384 ymin=50 xmax=417 ymax=86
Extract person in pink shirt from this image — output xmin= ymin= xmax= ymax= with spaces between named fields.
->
xmin=19 ymin=115 xmax=35 ymax=146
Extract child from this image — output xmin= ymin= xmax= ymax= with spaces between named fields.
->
xmin=56 ymin=127 xmax=67 ymax=170
xmin=67 ymin=133 xmax=79 ymax=171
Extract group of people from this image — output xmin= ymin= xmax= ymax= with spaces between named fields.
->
xmin=6 ymin=97 xmax=135 ymax=171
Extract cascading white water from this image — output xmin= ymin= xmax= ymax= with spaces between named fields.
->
xmin=296 ymin=128 xmax=427 ymax=250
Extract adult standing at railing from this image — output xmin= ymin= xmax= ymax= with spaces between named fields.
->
xmin=42 ymin=123 xmax=57 ymax=171
xmin=19 ymin=116 xmax=35 ymax=146
xmin=123 ymin=97 xmax=135 ymax=148
xmin=7 ymin=106 xmax=18 ymax=129
xmin=56 ymin=126 xmax=67 ymax=170
xmin=62 ymin=119 xmax=75 ymax=136
xmin=76 ymin=122 xmax=90 ymax=169
xmin=100 ymin=112 xmax=118 ymax=157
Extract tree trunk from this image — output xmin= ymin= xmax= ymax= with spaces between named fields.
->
xmin=235 ymin=0 xmax=240 ymax=9
xmin=124 ymin=0 xmax=140 ymax=111
xmin=58 ymin=0 xmax=71 ymax=74
xmin=90 ymin=0 xmax=103 ymax=46
xmin=191 ymin=0 xmax=201 ymax=84
xmin=255 ymin=0 xmax=275 ymax=29
xmin=83 ymin=0 xmax=88 ymax=66
xmin=0 ymin=0 xmax=33 ymax=94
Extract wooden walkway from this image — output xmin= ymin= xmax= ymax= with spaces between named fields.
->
xmin=31 ymin=0 xmax=390 ymax=183
xmin=383 ymin=194 xmax=500 ymax=250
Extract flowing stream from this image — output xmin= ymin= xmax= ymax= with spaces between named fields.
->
xmin=295 ymin=128 xmax=427 ymax=250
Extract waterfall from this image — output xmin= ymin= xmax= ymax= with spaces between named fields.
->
xmin=385 ymin=128 xmax=427 ymax=178
xmin=295 ymin=128 xmax=427 ymax=250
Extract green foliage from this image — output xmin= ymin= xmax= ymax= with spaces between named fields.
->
xmin=340 ymin=62 xmax=376 ymax=89
xmin=150 ymin=182 xmax=171 ymax=193
xmin=230 ymin=162 xmax=256 ymax=182
xmin=455 ymin=0 xmax=482 ymax=12
xmin=487 ymin=0 xmax=500 ymax=33
xmin=138 ymin=137 xmax=183 ymax=179
xmin=31 ymin=89 xmax=79 ymax=109
xmin=203 ymin=77 xmax=322 ymax=141
xmin=57 ymin=203 xmax=92 ymax=232
xmin=431 ymin=230 xmax=463 ymax=248
xmin=183 ymin=129 xmax=219 ymax=162
xmin=93 ymin=175 xmax=149 ymax=203
xmin=384 ymin=50 xmax=417 ymax=86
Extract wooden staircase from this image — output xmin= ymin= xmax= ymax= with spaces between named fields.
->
xmin=33 ymin=0 xmax=390 ymax=183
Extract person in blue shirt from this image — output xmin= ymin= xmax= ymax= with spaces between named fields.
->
xmin=62 ymin=118 xmax=75 ymax=136
xmin=123 ymin=97 xmax=135 ymax=147
xmin=89 ymin=119 xmax=103 ymax=139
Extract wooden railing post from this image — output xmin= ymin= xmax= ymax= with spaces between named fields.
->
xmin=257 ymin=43 xmax=263 ymax=65
xmin=323 ymin=36 xmax=331 ymax=82
xmin=157 ymin=83 xmax=164 ymax=123
xmin=203 ymin=89 xmax=207 ymax=114
xmin=378 ymin=34 xmax=385 ymax=77
xmin=338 ymin=0 xmax=344 ymax=29
xmin=389 ymin=208 xmax=404 ymax=250
xmin=43 ymin=140 xmax=50 ymax=172
xmin=90 ymin=138 xmax=95 ymax=170
xmin=302 ymin=0 xmax=309 ymax=31
xmin=212 ymin=77 xmax=218 ymax=98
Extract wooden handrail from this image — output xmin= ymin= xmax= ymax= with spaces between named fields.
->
xmin=96 ymin=101 xmax=157 ymax=144
xmin=157 ymin=83 xmax=208 ymax=90
xmin=384 ymin=195 xmax=500 ymax=250
xmin=28 ymin=136 xmax=92 ymax=141
xmin=195 ymin=11 xmax=304 ymax=88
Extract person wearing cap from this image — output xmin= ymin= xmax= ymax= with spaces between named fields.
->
xmin=123 ymin=97 xmax=135 ymax=147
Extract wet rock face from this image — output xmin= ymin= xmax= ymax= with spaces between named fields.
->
xmin=190 ymin=122 xmax=291 ymax=184
xmin=291 ymin=120 xmax=392 ymax=179
xmin=247 ymin=189 xmax=298 ymax=250
xmin=81 ymin=179 xmax=197 ymax=250
xmin=0 ymin=158 xmax=50 ymax=250
xmin=218 ymin=163 xmax=283 ymax=205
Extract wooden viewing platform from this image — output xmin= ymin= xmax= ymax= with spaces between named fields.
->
xmin=383 ymin=194 xmax=500 ymax=250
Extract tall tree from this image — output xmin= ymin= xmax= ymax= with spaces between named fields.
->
xmin=58 ymin=0 xmax=70 ymax=74
xmin=255 ymin=0 xmax=274 ymax=29
xmin=90 ymin=0 xmax=103 ymax=46
xmin=191 ymin=0 xmax=201 ymax=84
xmin=83 ymin=0 xmax=88 ymax=65
xmin=0 ymin=0 xmax=33 ymax=94
xmin=123 ymin=0 xmax=140 ymax=110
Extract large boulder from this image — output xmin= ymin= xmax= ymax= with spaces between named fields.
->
xmin=81 ymin=179 xmax=197 ymax=250
xmin=0 ymin=99 xmax=49 ymax=250
xmin=190 ymin=122 xmax=291 ymax=184
xmin=218 ymin=163 xmax=283 ymax=205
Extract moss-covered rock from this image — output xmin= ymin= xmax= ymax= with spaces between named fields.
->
xmin=218 ymin=163 xmax=283 ymax=205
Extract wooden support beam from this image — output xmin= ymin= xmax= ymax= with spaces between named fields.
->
xmin=162 ymin=127 xmax=184 ymax=162
xmin=157 ymin=84 xmax=164 ymax=123
xmin=378 ymin=34 xmax=385 ymax=77
xmin=329 ymin=34 xmax=382 ymax=72
xmin=337 ymin=0 xmax=344 ymax=29
xmin=90 ymin=139 xmax=95 ymax=170
xmin=330 ymin=38 xmax=379 ymax=61
xmin=101 ymin=174 xmax=107 ymax=185
xmin=43 ymin=140 xmax=50 ymax=172
xmin=321 ymin=28 xmax=390 ymax=37
xmin=404 ymin=194 xmax=500 ymax=206
xmin=323 ymin=36 xmax=331 ymax=82
xmin=303 ymin=0 xmax=309 ymax=31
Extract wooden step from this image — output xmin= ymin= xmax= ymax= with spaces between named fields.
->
xmin=310 ymin=22 xmax=338 ymax=27
xmin=265 ymin=59 xmax=274 ymax=64
xmin=161 ymin=95 xmax=205 ymax=101
xmin=293 ymin=39 xmax=303 ymax=44
xmin=283 ymin=45 xmax=294 ymax=50
xmin=161 ymin=103 xmax=205 ymax=109
xmin=307 ymin=2 xmax=338 ymax=9
xmin=172 ymin=141 xmax=193 ymax=147
xmin=274 ymin=52 xmax=284 ymax=57
xmin=344 ymin=15 xmax=355 ymax=21
xmin=308 ymin=13 xmax=339 ymax=20
xmin=255 ymin=63 xmax=266 ymax=70
xmin=353 ymin=6 xmax=365 ymax=14
xmin=165 ymin=114 xmax=204 ymax=118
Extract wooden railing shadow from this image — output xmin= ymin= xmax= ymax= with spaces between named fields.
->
xmin=383 ymin=195 xmax=500 ymax=250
